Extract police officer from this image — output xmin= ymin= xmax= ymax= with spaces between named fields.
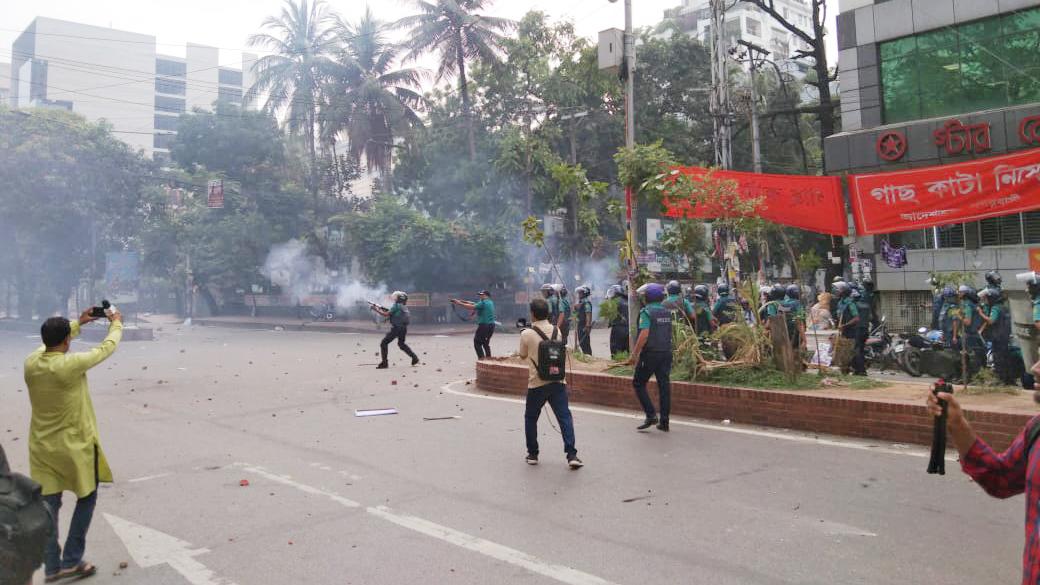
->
xmin=712 ymin=283 xmax=741 ymax=326
xmin=607 ymin=285 xmax=630 ymax=357
xmin=541 ymin=283 xmax=558 ymax=323
xmin=783 ymin=284 xmax=807 ymax=353
xmin=691 ymin=284 xmax=717 ymax=336
xmin=761 ymin=285 xmax=785 ymax=324
xmin=1026 ymin=273 xmax=1040 ymax=381
xmin=574 ymin=286 xmax=594 ymax=355
xmin=834 ymin=281 xmax=864 ymax=375
xmin=979 ymin=287 xmax=1013 ymax=385
xmin=628 ymin=283 xmax=672 ymax=432
xmin=958 ymin=285 xmax=986 ymax=364
xmin=928 ymin=276 xmax=943 ymax=331
xmin=939 ymin=286 xmax=958 ymax=347
xmin=556 ymin=285 xmax=572 ymax=342
xmin=663 ymin=280 xmax=694 ymax=325
xmin=373 ymin=291 xmax=420 ymax=369
xmin=451 ymin=290 xmax=496 ymax=359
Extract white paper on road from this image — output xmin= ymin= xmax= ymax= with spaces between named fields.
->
xmin=355 ymin=408 xmax=398 ymax=417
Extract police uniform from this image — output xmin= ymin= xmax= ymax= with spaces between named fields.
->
xmin=960 ymin=295 xmax=985 ymax=361
xmin=609 ymin=297 xmax=630 ymax=356
xmin=837 ymin=296 xmax=865 ymax=374
xmin=380 ymin=302 xmax=419 ymax=366
xmin=663 ymin=294 xmax=694 ymax=324
xmin=713 ymin=295 xmax=740 ymax=326
xmin=558 ymin=297 xmax=572 ymax=343
xmin=576 ymin=298 xmax=593 ymax=355
xmin=633 ymin=302 xmax=673 ymax=427
xmin=982 ymin=298 xmax=1013 ymax=384
xmin=473 ymin=298 xmax=496 ymax=359
xmin=693 ymin=299 xmax=715 ymax=335
xmin=782 ymin=296 xmax=805 ymax=349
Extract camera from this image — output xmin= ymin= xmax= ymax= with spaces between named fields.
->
xmin=515 ymin=318 xmax=530 ymax=330
xmin=90 ymin=300 xmax=111 ymax=318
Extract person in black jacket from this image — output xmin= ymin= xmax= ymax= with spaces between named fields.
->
xmin=606 ymin=285 xmax=629 ymax=357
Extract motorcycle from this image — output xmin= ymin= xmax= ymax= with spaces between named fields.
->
xmin=898 ymin=326 xmax=983 ymax=380
xmin=863 ymin=317 xmax=896 ymax=370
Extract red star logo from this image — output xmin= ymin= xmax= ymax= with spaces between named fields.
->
xmin=877 ymin=131 xmax=907 ymax=161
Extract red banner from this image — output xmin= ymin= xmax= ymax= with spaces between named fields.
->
xmin=664 ymin=167 xmax=848 ymax=236
xmin=850 ymin=148 xmax=1040 ymax=235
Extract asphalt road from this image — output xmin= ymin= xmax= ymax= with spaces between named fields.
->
xmin=0 ymin=323 xmax=1025 ymax=585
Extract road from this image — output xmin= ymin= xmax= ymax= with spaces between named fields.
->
xmin=0 ymin=322 xmax=1024 ymax=585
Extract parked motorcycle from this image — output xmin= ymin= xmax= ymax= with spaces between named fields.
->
xmin=863 ymin=317 xmax=896 ymax=370
xmin=898 ymin=327 xmax=983 ymax=380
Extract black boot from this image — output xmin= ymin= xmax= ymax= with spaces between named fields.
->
xmin=411 ymin=355 xmax=420 ymax=366
xmin=656 ymin=420 xmax=670 ymax=432
xmin=637 ymin=417 xmax=659 ymax=430
xmin=376 ymin=362 xmax=389 ymax=369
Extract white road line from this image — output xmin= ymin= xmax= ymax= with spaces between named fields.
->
xmin=128 ymin=473 xmax=172 ymax=483
xmin=441 ymin=379 xmax=958 ymax=462
xmin=367 ymin=505 xmax=618 ymax=585
xmin=233 ymin=463 xmax=361 ymax=508
xmin=233 ymin=463 xmax=617 ymax=585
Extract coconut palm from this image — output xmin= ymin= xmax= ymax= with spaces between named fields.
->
xmin=395 ymin=0 xmax=515 ymax=160
xmin=246 ymin=0 xmax=338 ymax=186
xmin=323 ymin=8 xmax=425 ymax=190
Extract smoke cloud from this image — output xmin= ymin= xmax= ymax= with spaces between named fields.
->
xmin=262 ymin=239 xmax=387 ymax=312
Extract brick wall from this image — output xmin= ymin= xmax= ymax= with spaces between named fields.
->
xmin=475 ymin=361 xmax=1033 ymax=450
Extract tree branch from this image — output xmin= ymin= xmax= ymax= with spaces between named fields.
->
xmin=740 ymin=0 xmax=814 ymax=45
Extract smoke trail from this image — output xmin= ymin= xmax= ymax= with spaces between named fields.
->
xmin=262 ymin=239 xmax=388 ymax=312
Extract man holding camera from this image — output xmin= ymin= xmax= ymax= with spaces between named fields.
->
xmin=25 ymin=305 xmax=122 ymax=582
xmin=518 ymin=298 xmax=583 ymax=469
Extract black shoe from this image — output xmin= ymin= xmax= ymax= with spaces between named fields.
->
xmin=637 ymin=417 xmax=659 ymax=430
xmin=657 ymin=421 xmax=670 ymax=432
xmin=526 ymin=453 xmax=539 ymax=465
xmin=411 ymin=356 xmax=420 ymax=366
xmin=376 ymin=362 xmax=389 ymax=369
xmin=567 ymin=455 xmax=584 ymax=469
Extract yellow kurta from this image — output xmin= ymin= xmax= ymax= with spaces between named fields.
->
xmin=25 ymin=319 xmax=122 ymax=497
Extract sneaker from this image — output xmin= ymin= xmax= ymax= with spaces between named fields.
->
xmin=637 ymin=417 xmax=659 ymax=430
xmin=376 ymin=362 xmax=389 ymax=369
xmin=526 ymin=453 xmax=539 ymax=465
xmin=411 ymin=356 xmax=420 ymax=366
xmin=656 ymin=421 xmax=670 ymax=432
xmin=567 ymin=455 xmax=584 ymax=469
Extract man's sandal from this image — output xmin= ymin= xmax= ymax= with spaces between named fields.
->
xmin=44 ymin=562 xmax=97 ymax=582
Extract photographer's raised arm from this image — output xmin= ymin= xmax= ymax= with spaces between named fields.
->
xmin=68 ymin=310 xmax=123 ymax=373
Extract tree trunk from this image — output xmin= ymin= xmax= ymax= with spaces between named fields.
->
xmin=455 ymin=34 xmax=477 ymax=161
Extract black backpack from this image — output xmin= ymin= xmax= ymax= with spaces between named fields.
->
xmin=530 ymin=324 xmax=567 ymax=381
xmin=0 ymin=452 xmax=53 ymax=585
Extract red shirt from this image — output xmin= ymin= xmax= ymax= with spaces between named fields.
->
xmin=960 ymin=415 xmax=1040 ymax=584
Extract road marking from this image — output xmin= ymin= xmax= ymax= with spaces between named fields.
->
xmin=367 ymin=505 xmax=618 ymax=585
xmin=128 ymin=472 xmax=172 ymax=483
xmin=105 ymin=513 xmax=237 ymax=585
xmin=441 ymin=380 xmax=957 ymax=462
xmin=233 ymin=463 xmax=617 ymax=585
xmin=233 ymin=463 xmax=361 ymax=508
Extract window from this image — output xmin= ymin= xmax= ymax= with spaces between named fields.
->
xmin=880 ymin=6 xmax=1040 ymax=123
xmin=154 ymin=95 xmax=185 ymax=114
xmin=153 ymin=133 xmax=176 ymax=150
xmin=936 ymin=224 xmax=965 ymax=248
xmin=218 ymin=68 xmax=243 ymax=87
xmin=218 ymin=86 xmax=242 ymax=103
xmin=745 ymin=17 xmax=761 ymax=37
xmin=154 ymin=114 xmax=178 ymax=131
xmin=155 ymin=77 xmax=186 ymax=96
xmin=1024 ymin=211 xmax=1040 ymax=243
xmin=980 ymin=214 xmax=1023 ymax=246
xmin=890 ymin=224 xmax=966 ymax=249
xmin=156 ymin=59 xmax=186 ymax=77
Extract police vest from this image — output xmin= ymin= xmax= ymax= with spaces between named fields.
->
xmin=985 ymin=305 xmax=1011 ymax=341
xmin=644 ymin=306 xmax=673 ymax=352
xmin=716 ymin=297 xmax=738 ymax=325
xmin=611 ymin=300 xmax=629 ymax=327
xmin=390 ymin=305 xmax=410 ymax=327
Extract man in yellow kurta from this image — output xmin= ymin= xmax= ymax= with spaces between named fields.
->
xmin=25 ymin=307 xmax=122 ymax=582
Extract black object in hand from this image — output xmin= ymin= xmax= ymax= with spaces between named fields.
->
xmin=516 ymin=318 xmax=530 ymax=329
xmin=927 ymin=379 xmax=953 ymax=475
xmin=89 ymin=300 xmax=111 ymax=318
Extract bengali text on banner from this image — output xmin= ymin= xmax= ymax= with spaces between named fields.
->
xmin=664 ymin=167 xmax=848 ymax=236
xmin=849 ymin=148 xmax=1040 ymax=235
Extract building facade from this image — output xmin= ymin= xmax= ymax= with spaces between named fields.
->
xmin=9 ymin=17 xmax=256 ymax=160
xmin=825 ymin=0 xmax=1040 ymax=329
xmin=662 ymin=0 xmax=814 ymax=77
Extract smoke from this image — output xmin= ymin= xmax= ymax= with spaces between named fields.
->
xmin=262 ymin=239 xmax=387 ymax=312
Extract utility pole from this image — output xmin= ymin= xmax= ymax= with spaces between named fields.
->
xmin=709 ymin=0 xmax=733 ymax=170
xmin=621 ymin=0 xmax=639 ymax=348
xmin=737 ymin=40 xmax=770 ymax=174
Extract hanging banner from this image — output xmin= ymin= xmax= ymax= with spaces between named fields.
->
xmin=664 ymin=167 xmax=848 ymax=236
xmin=207 ymin=179 xmax=224 ymax=208
xmin=849 ymin=147 xmax=1040 ymax=235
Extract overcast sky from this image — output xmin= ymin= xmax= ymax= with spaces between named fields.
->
xmin=0 ymin=0 xmax=838 ymax=78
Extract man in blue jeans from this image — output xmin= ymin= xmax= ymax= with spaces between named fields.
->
xmin=518 ymin=298 xmax=583 ymax=469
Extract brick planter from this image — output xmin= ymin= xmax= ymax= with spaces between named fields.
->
xmin=475 ymin=361 xmax=1034 ymax=451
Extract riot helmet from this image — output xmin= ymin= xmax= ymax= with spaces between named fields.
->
xmin=644 ymin=283 xmax=666 ymax=303
xmin=693 ymin=284 xmax=710 ymax=301
xmin=666 ymin=280 xmax=682 ymax=295
xmin=785 ymin=284 xmax=801 ymax=300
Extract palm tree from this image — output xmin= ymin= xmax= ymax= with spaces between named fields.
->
xmin=246 ymin=0 xmax=338 ymax=190
xmin=323 ymin=8 xmax=425 ymax=191
xmin=395 ymin=0 xmax=515 ymax=160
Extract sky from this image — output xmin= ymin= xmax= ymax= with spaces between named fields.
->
xmin=0 ymin=0 xmax=839 ymax=78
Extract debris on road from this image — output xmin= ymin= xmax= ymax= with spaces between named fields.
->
xmin=355 ymin=408 xmax=398 ymax=417
xmin=391 ymin=380 xmax=398 ymax=385
xmin=622 ymin=493 xmax=654 ymax=503
xmin=239 ymin=479 xmax=250 ymax=487
xmin=423 ymin=416 xmax=460 ymax=421
xmin=119 ymin=561 xmax=129 ymax=569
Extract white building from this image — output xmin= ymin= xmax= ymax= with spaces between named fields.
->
xmin=9 ymin=17 xmax=256 ymax=160
xmin=0 ymin=62 xmax=9 ymax=104
xmin=662 ymin=0 xmax=814 ymax=77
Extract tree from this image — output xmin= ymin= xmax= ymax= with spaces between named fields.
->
xmin=247 ymin=0 xmax=338 ymax=190
xmin=739 ymin=0 xmax=839 ymax=155
xmin=395 ymin=0 xmax=515 ymax=160
xmin=324 ymin=9 xmax=426 ymax=189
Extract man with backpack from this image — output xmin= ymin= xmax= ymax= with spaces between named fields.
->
xmin=628 ymin=283 xmax=673 ymax=432
xmin=518 ymin=297 xmax=583 ymax=469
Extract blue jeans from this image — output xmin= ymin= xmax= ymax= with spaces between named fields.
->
xmin=633 ymin=350 xmax=672 ymax=422
xmin=524 ymin=382 xmax=577 ymax=457
xmin=43 ymin=490 xmax=97 ymax=575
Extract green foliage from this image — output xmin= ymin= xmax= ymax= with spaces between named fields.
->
xmin=171 ymin=103 xmax=288 ymax=188
xmin=598 ymin=297 xmax=621 ymax=324
xmin=614 ymin=142 xmax=677 ymax=198
xmin=521 ymin=216 xmax=545 ymax=248
xmin=796 ymin=249 xmax=824 ymax=276
xmin=930 ymin=271 xmax=977 ymax=288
